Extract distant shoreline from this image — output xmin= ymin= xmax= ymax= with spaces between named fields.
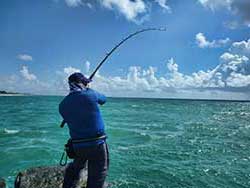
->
xmin=3 ymin=95 xmax=249 ymax=102
xmin=0 ymin=90 xmax=28 ymax=96
xmin=0 ymin=94 xmax=26 ymax=96
xmin=0 ymin=93 xmax=249 ymax=102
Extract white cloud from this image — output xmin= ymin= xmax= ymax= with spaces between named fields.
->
xmin=17 ymin=54 xmax=33 ymax=62
xmin=84 ymin=61 xmax=91 ymax=73
xmin=20 ymin=66 xmax=37 ymax=81
xmin=88 ymin=54 xmax=250 ymax=96
xmin=63 ymin=0 xmax=171 ymax=23
xmin=196 ymin=33 xmax=231 ymax=48
xmin=52 ymin=49 xmax=249 ymax=99
xmin=4 ymin=52 xmax=250 ymax=99
xmin=218 ymin=52 xmax=249 ymax=81
xmin=198 ymin=0 xmax=232 ymax=11
xmin=230 ymin=39 xmax=250 ymax=57
xmin=101 ymin=0 xmax=147 ymax=22
xmin=167 ymin=58 xmax=178 ymax=72
xmin=198 ymin=0 xmax=250 ymax=27
xmin=63 ymin=66 xmax=81 ymax=76
xmin=155 ymin=0 xmax=171 ymax=13
xmin=64 ymin=0 xmax=94 ymax=8
xmin=86 ymin=2 xmax=93 ymax=9
xmin=223 ymin=21 xmax=239 ymax=30
xmin=226 ymin=72 xmax=250 ymax=87
xmin=6 ymin=37 xmax=250 ymax=99
xmin=65 ymin=0 xmax=82 ymax=7
xmin=53 ymin=39 xmax=250 ymax=99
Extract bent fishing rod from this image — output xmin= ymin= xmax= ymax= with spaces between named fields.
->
xmin=60 ymin=27 xmax=166 ymax=128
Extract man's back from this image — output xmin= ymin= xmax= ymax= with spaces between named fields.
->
xmin=59 ymin=88 xmax=106 ymax=142
xmin=60 ymin=72 xmax=109 ymax=188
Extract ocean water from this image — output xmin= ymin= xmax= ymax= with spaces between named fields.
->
xmin=0 ymin=96 xmax=250 ymax=188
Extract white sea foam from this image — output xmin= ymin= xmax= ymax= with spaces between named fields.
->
xmin=118 ymin=146 xmax=129 ymax=150
xmin=140 ymin=132 xmax=147 ymax=136
xmin=3 ymin=128 xmax=20 ymax=134
xmin=240 ymin=112 xmax=250 ymax=116
xmin=203 ymin=169 xmax=209 ymax=173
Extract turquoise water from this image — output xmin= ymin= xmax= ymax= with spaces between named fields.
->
xmin=0 ymin=96 xmax=250 ymax=188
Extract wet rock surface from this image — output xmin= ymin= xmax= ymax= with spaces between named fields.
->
xmin=14 ymin=165 xmax=87 ymax=188
xmin=0 ymin=178 xmax=6 ymax=188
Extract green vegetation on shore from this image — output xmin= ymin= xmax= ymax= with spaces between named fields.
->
xmin=0 ymin=90 xmax=21 ymax=95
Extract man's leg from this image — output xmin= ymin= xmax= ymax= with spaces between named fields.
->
xmin=87 ymin=143 xmax=109 ymax=188
xmin=63 ymin=158 xmax=87 ymax=188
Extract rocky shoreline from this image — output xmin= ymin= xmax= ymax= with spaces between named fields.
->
xmin=1 ymin=164 xmax=107 ymax=188
xmin=0 ymin=178 xmax=6 ymax=188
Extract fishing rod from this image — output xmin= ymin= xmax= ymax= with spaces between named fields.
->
xmin=60 ymin=27 xmax=166 ymax=128
xmin=89 ymin=27 xmax=166 ymax=80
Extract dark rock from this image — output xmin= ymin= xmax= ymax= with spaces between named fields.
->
xmin=14 ymin=164 xmax=87 ymax=188
xmin=0 ymin=178 xmax=6 ymax=188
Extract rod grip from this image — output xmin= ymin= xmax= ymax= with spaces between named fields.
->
xmin=60 ymin=120 xmax=66 ymax=128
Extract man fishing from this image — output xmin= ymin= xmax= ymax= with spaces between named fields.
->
xmin=59 ymin=72 xmax=109 ymax=188
xmin=58 ymin=27 xmax=165 ymax=188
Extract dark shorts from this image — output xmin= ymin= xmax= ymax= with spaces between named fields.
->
xmin=63 ymin=142 xmax=109 ymax=188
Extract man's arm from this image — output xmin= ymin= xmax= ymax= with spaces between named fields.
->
xmin=95 ymin=91 xmax=106 ymax=105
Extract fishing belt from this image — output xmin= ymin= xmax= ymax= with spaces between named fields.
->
xmin=59 ymin=134 xmax=107 ymax=166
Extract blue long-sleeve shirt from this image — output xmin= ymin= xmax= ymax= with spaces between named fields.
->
xmin=59 ymin=88 xmax=106 ymax=148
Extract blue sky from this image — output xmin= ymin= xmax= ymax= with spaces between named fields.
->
xmin=0 ymin=0 xmax=250 ymax=99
